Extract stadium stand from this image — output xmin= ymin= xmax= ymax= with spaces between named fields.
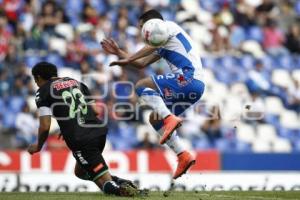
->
xmin=0 ymin=0 xmax=300 ymax=153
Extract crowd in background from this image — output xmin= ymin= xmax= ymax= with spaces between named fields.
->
xmin=0 ymin=0 xmax=300 ymax=151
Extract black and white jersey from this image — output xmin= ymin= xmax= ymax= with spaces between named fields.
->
xmin=35 ymin=77 xmax=107 ymax=150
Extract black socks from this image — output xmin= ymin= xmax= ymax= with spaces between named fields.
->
xmin=102 ymin=181 xmax=120 ymax=195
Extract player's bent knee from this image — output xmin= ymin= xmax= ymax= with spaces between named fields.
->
xmin=135 ymin=78 xmax=156 ymax=94
xmin=149 ymin=112 xmax=161 ymax=124
xmin=149 ymin=112 xmax=163 ymax=130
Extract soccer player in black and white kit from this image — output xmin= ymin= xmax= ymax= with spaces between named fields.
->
xmin=27 ymin=62 xmax=139 ymax=196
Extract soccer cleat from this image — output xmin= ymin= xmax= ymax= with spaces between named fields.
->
xmin=173 ymin=151 xmax=196 ymax=179
xmin=159 ymin=114 xmax=183 ymax=145
xmin=119 ymin=183 xmax=139 ymax=197
xmin=112 ymin=175 xmax=138 ymax=189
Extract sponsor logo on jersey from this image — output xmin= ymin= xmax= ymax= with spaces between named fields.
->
xmin=53 ymin=80 xmax=79 ymax=91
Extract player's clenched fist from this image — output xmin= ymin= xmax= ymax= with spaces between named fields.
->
xmin=27 ymin=144 xmax=41 ymax=155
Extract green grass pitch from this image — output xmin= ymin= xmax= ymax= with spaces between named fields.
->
xmin=1 ymin=192 xmax=300 ymax=200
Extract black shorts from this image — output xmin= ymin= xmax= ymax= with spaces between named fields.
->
xmin=72 ymin=134 xmax=109 ymax=181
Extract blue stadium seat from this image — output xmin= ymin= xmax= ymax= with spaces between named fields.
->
xmin=201 ymin=56 xmax=216 ymax=69
xmin=295 ymin=0 xmax=300 ymax=15
xmin=215 ymin=139 xmax=251 ymax=152
xmin=118 ymin=125 xmax=135 ymax=139
xmin=199 ymin=0 xmax=221 ymax=13
xmin=65 ymin=0 xmax=83 ymax=16
xmin=230 ymin=26 xmax=246 ymax=48
xmin=45 ymin=53 xmax=64 ymax=68
xmin=261 ymin=55 xmax=275 ymax=70
xmin=264 ymin=114 xmax=280 ymax=129
xmin=292 ymin=139 xmax=300 ymax=152
xmin=279 ymin=127 xmax=299 ymax=141
xmin=2 ymin=111 xmax=16 ymax=128
xmin=114 ymin=82 xmax=133 ymax=102
xmin=0 ymin=98 xmax=5 ymax=115
xmin=293 ymin=55 xmax=300 ymax=68
xmin=215 ymin=139 xmax=234 ymax=152
xmin=239 ymin=55 xmax=255 ymax=70
xmin=247 ymin=26 xmax=264 ymax=43
xmin=24 ymin=55 xmax=42 ymax=68
xmin=277 ymin=55 xmax=293 ymax=70
xmin=89 ymin=0 xmax=108 ymax=15
xmin=219 ymin=56 xmax=236 ymax=70
xmin=111 ymin=139 xmax=132 ymax=150
xmin=193 ymin=138 xmax=212 ymax=149
xmin=8 ymin=96 xmax=25 ymax=113
xmin=235 ymin=140 xmax=252 ymax=152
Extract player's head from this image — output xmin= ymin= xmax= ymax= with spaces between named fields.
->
xmin=138 ymin=9 xmax=163 ymax=28
xmin=32 ymin=61 xmax=58 ymax=87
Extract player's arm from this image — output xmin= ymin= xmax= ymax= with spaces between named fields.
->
xmin=28 ymin=89 xmax=52 ymax=155
xmin=28 ymin=115 xmax=51 ymax=154
xmin=101 ymin=38 xmax=160 ymax=69
xmin=124 ymin=52 xmax=160 ymax=69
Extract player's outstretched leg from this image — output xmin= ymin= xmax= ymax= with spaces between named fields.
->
xmin=94 ymin=171 xmax=138 ymax=197
xmin=111 ymin=175 xmax=138 ymax=189
xmin=74 ymin=162 xmax=138 ymax=196
xmin=74 ymin=163 xmax=137 ymax=188
xmin=160 ymin=114 xmax=183 ymax=145
xmin=150 ymin=112 xmax=195 ymax=179
xmin=135 ymin=77 xmax=182 ymax=144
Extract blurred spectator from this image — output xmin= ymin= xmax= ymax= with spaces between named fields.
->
xmin=285 ymin=23 xmax=300 ymax=54
xmin=245 ymin=59 xmax=271 ymax=95
xmin=1 ymin=0 xmax=23 ymax=30
xmin=13 ymin=64 xmax=33 ymax=96
xmin=229 ymin=24 xmax=246 ymax=49
xmin=262 ymin=19 xmax=287 ymax=55
xmin=277 ymin=1 xmax=296 ymax=33
xmin=256 ymin=0 xmax=279 ymax=26
xmin=65 ymin=31 xmax=87 ymax=68
xmin=0 ymin=68 xmax=10 ymax=97
xmin=287 ymin=79 xmax=300 ymax=113
xmin=19 ymin=1 xmax=34 ymax=33
xmin=201 ymin=106 xmax=222 ymax=145
xmin=135 ymin=132 xmax=159 ymax=150
xmin=234 ymin=1 xmax=256 ymax=27
xmin=0 ymin=14 xmax=11 ymax=61
xmin=82 ymin=1 xmax=99 ymax=25
xmin=40 ymin=1 xmax=60 ymax=35
xmin=23 ymin=17 xmax=48 ymax=50
xmin=15 ymin=103 xmax=38 ymax=149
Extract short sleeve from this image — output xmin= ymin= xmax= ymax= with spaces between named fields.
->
xmin=80 ymin=83 xmax=94 ymax=103
xmin=154 ymin=48 xmax=163 ymax=57
xmin=35 ymin=87 xmax=51 ymax=108
xmin=35 ymin=86 xmax=52 ymax=116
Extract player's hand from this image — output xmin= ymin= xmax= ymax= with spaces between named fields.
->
xmin=101 ymin=38 xmax=121 ymax=55
xmin=109 ymin=59 xmax=130 ymax=67
xmin=27 ymin=144 xmax=41 ymax=155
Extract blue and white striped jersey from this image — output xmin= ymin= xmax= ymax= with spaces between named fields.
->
xmin=156 ymin=21 xmax=203 ymax=80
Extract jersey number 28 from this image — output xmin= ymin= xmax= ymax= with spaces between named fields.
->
xmin=62 ymin=88 xmax=88 ymax=118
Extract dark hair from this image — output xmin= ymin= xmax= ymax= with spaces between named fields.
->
xmin=139 ymin=9 xmax=163 ymax=24
xmin=32 ymin=62 xmax=58 ymax=80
